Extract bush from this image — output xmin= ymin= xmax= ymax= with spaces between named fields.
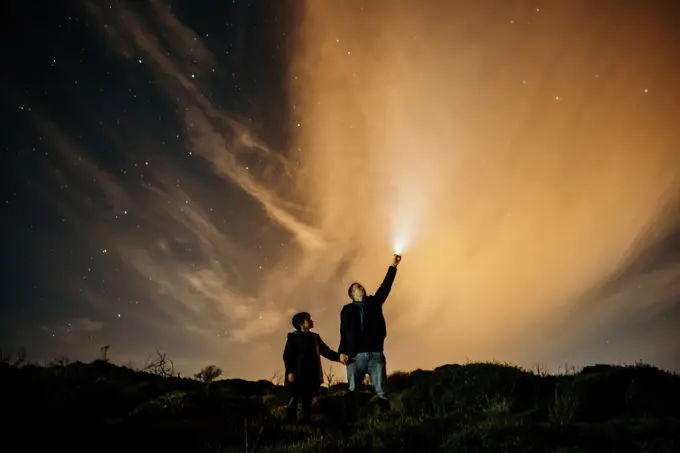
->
xmin=398 ymin=362 xmax=543 ymax=417
xmin=565 ymin=364 xmax=680 ymax=420
xmin=2 ymin=357 xmax=679 ymax=452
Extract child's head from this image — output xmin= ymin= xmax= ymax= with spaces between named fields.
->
xmin=292 ymin=312 xmax=314 ymax=331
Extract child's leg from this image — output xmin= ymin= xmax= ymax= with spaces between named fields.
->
xmin=300 ymin=390 xmax=314 ymax=424
xmin=286 ymin=392 xmax=299 ymax=422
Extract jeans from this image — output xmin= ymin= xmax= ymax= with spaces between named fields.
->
xmin=347 ymin=351 xmax=388 ymax=400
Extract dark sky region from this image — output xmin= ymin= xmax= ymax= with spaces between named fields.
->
xmin=2 ymin=0 xmax=680 ymax=379
xmin=2 ymin=0 xmax=296 ymax=375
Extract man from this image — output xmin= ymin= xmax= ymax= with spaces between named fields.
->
xmin=339 ymin=254 xmax=401 ymax=420
xmin=283 ymin=312 xmax=347 ymax=424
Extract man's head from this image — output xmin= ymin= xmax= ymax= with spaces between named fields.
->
xmin=292 ymin=312 xmax=314 ymax=331
xmin=348 ymin=282 xmax=366 ymax=301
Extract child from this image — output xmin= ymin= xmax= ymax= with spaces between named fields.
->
xmin=283 ymin=312 xmax=346 ymax=424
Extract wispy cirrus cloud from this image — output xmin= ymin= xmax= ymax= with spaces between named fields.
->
xmin=25 ymin=0 xmax=324 ymax=358
xmin=41 ymin=317 xmax=104 ymax=340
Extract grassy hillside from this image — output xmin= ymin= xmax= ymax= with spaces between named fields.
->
xmin=1 ymin=356 xmax=679 ymax=452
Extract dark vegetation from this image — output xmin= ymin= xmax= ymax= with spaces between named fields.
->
xmin=1 ymin=347 xmax=679 ymax=453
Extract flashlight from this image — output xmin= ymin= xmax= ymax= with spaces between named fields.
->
xmin=393 ymin=240 xmax=404 ymax=255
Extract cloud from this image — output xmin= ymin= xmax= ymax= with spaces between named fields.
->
xmin=32 ymin=106 xmax=284 ymax=345
xmin=83 ymin=0 xmax=323 ymax=250
xmin=73 ymin=317 xmax=105 ymax=332
xmin=35 ymin=0 xmax=680 ymax=377
xmin=40 ymin=317 xmax=104 ymax=342
xmin=56 ymin=1 xmax=338 ymax=355
xmin=283 ymin=0 xmax=680 ymax=371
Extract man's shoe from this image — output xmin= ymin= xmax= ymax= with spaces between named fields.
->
xmin=345 ymin=392 xmax=359 ymax=423
xmin=378 ymin=397 xmax=391 ymax=413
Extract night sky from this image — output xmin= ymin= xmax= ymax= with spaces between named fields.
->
xmin=2 ymin=0 xmax=296 ymax=375
xmin=2 ymin=1 xmax=680 ymax=379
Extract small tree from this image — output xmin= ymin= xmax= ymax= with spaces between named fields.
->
xmin=49 ymin=355 xmax=70 ymax=377
xmin=100 ymin=345 xmax=110 ymax=362
xmin=323 ymin=365 xmax=337 ymax=394
xmin=51 ymin=355 xmax=70 ymax=367
xmin=195 ymin=364 xmax=223 ymax=396
xmin=0 ymin=347 xmax=27 ymax=367
xmin=143 ymin=349 xmax=175 ymax=377
xmin=14 ymin=347 xmax=27 ymax=367
xmin=269 ymin=370 xmax=284 ymax=386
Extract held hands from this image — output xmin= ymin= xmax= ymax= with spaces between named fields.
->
xmin=287 ymin=373 xmax=295 ymax=383
xmin=391 ymin=254 xmax=402 ymax=268
xmin=339 ymin=354 xmax=348 ymax=365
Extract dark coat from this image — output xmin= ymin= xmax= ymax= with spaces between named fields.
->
xmin=339 ymin=266 xmax=397 ymax=358
xmin=283 ymin=330 xmax=340 ymax=391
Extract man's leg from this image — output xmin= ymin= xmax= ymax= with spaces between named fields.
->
xmin=345 ymin=352 xmax=368 ymax=422
xmin=368 ymin=352 xmax=390 ymax=412
xmin=347 ymin=353 xmax=369 ymax=393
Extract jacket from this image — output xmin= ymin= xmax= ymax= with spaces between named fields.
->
xmin=338 ymin=265 xmax=397 ymax=357
xmin=283 ymin=330 xmax=340 ymax=391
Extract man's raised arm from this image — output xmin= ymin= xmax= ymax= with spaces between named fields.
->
xmin=373 ymin=254 xmax=401 ymax=305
